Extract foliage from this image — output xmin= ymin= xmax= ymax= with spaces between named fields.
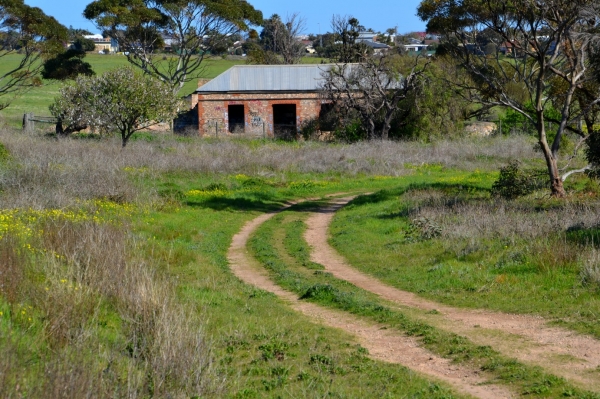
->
xmin=491 ymin=160 xmax=546 ymax=200
xmin=417 ymin=0 xmax=600 ymax=197
xmin=256 ymin=13 xmax=306 ymax=65
xmin=320 ymin=53 xmax=430 ymax=140
xmin=0 ymin=0 xmax=68 ymax=109
xmin=49 ymin=66 xmax=182 ymax=147
xmin=586 ymin=130 xmax=600 ymax=177
xmin=72 ymin=36 xmax=96 ymax=52
xmin=83 ymin=0 xmax=263 ymax=93
xmin=388 ymin=56 xmax=472 ymax=140
xmin=41 ymin=49 xmax=95 ymax=80
xmin=327 ymin=15 xmax=370 ymax=63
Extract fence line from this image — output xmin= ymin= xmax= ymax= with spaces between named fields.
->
xmin=22 ymin=113 xmax=57 ymax=132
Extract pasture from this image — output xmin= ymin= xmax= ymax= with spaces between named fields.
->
xmin=0 ymin=53 xmax=246 ymax=128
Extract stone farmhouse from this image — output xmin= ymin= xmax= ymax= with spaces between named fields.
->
xmin=194 ymin=64 xmax=335 ymax=138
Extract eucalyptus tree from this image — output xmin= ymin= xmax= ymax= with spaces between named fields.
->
xmin=84 ymin=0 xmax=263 ymax=94
xmin=418 ymin=0 xmax=600 ymax=197
xmin=259 ymin=13 xmax=306 ymax=64
xmin=0 ymin=0 xmax=67 ymax=109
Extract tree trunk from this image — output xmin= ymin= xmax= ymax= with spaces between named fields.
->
xmin=539 ymin=140 xmax=566 ymax=197
xmin=537 ymin=110 xmax=566 ymax=198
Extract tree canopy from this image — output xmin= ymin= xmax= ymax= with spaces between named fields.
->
xmin=247 ymin=13 xmax=305 ymax=65
xmin=0 ymin=0 xmax=68 ymax=109
xmin=417 ymin=0 xmax=600 ymax=197
xmin=50 ymin=66 xmax=182 ymax=147
xmin=84 ymin=0 xmax=263 ymax=94
xmin=42 ymin=49 xmax=95 ymax=81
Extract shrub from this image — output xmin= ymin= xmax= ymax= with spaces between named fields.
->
xmin=491 ymin=160 xmax=545 ymax=199
xmin=586 ymin=130 xmax=600 ymax=178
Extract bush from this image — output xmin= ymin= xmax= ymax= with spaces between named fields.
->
xmin=491 ymin=160 xmax=546 ymax=199
xmin=586 ymin=130 xmax=600 ymax=178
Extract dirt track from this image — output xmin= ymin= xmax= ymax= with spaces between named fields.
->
xmin=304 ymin=196 xmax=600 ymax=392
xmin=227 ymin=207 xmax=515 ymax=399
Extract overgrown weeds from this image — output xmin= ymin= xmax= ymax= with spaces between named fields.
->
xmin=0 ymin=214 xmax=219 ymax=398
xmin=0 ymin=128 xmax=539 ymax=210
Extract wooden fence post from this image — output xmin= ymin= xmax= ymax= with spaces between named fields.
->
xmin=22 ymin=113 xmax=34 ymax=132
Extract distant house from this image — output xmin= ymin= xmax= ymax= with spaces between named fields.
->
xmin=194 ymin=64 xmax=335 ymax=138
xmin=357 ymin=31 xmax=377 ymax=42
xmin=404 ymin=43 xmax=429 ymax=53
xmin=363 ymin=40 xmax=391 ymax=54
xmin=356 ymin=32 xmax=391 ymax=54
xmin=83 ymin=34 xmax=118 ymax=53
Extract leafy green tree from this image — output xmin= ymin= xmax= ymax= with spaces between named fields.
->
xmin=50 ymin=66 xmax=182 ymax=147
xmin=393 ymin=55 xmax=476 ymax=140
xmin=418 ymin=0 xmax=600 ymax=197
xmin=67 ymin=25 xmax=92 ymax=41
xmin=84 ymin=0 xmax=263 ymax=94
xmin=0 ymin=0 xmax=67 ymax=109
xmin=72 ymin=36 xmax=96 ymax=52
xmin=42 ymin=49 xmax=95 ymax=80
xmin=329 ymin=15 xmax=369 ymax=63
xmin=259 ymin=13 xmax=305 ymax=64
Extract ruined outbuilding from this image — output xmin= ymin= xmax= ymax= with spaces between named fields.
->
xmin=195 ymin=64 xmax=333 ymax=138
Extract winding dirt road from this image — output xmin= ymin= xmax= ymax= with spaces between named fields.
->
xmin=228 ymin=206 xmax=515 ymax=399
xmin=304 ymin=196 xmax=600 ymax=392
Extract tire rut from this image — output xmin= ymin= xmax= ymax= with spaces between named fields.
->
xmin=304 ymin=196 xmax=600 ymax=392
xmin=228 ymin=205 xmax=516 ymax=399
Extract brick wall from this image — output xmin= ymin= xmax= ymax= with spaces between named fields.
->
xmin=197 ymin=92 xmax=323 ymax=138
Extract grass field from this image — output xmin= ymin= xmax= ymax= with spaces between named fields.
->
xmin=0 ymin=53 xmax=245 ymax=128
xmin=0 ymin=124 xmax=599 ymax=397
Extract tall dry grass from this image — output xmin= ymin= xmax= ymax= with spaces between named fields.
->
xmin=402 ymin=188 xmax=600 ymax=273
xmin=0 ymin=129 xmax=537 ymax=209
xmin=0 ymin=216 xmax=219 ymax=398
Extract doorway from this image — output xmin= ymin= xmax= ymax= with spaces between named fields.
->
xmin=228 ymin=104 xmax=245 ymax=133
xmin=272 ymin=104 xmax=296 ymax=139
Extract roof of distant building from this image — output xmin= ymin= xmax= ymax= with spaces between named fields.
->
xmin=196 ymin=64 xmax=337 ymax=93
xmin=362 ymin=41 xmax=390 ymax=49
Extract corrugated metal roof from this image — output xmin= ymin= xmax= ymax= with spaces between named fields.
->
xmin=196 ymin=64 xmax=335 ymax=93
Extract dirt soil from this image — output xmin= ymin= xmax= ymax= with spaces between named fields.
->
xmin=304 ymin=197 xmax=600 ymax=392
xmin=228 ymin=206 xmax=515 ymax=399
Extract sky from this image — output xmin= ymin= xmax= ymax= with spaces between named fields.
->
xmin=24 ymin=0 xmax=426 ymax=36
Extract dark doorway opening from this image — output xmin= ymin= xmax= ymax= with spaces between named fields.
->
xmin=228 ymin=104 xmax=245 ymax=133
xmin=273 ymin=104 xmax=296 ymax=139
xmin=318 ymin=103 xmax=336 ymax=131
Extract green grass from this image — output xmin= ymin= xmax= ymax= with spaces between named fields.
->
xmin=2 ymin=129 xmax=599 ymax=397
xmin=246 ymin=206 xmax=600 ymax=398
xmin=134 ymin=174 xmax=475 ymax=397
xmin=328 ymin=181 xmax=600 ymax=339
xmin=0 ymin=53 xmax=245 ymax=128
